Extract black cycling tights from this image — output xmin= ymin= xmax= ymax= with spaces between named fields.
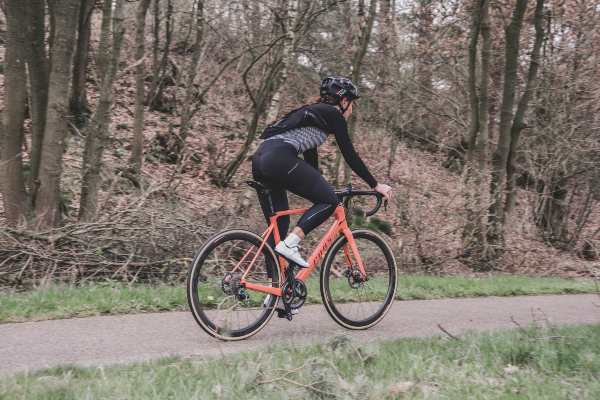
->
xmin=252 ymin=139 xmax=338 ymax=245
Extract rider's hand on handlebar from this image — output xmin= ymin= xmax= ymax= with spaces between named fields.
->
xmin=374 ymin=183 xmax=392 ymax=200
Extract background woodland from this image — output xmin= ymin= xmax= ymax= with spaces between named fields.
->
xmin=0 ymin=0 xmax=598 ymax=287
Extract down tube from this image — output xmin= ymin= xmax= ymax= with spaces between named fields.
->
xmin=296 ymin=221 xmax=342 ymax=281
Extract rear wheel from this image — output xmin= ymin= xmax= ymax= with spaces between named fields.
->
xmin=186 ymin=229 xmax=279 ymax=341
xmin=320 ymin=229 xmax=397 ymax=329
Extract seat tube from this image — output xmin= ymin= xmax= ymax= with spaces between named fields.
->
xmin=270 ymin=214 xmax=288 ymax=273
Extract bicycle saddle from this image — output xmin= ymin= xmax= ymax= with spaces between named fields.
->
xmin=246 ymin=180 xmax=271 ymax=193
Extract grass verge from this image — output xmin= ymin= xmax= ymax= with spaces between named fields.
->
xmin=0 ymin=275 xmax=597 ymax=323
xmin=1 ymin=324 xmax=599 ymax=399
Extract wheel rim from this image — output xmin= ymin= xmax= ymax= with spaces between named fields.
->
xmin=189 ymin=233 xmax=278 ymax=338
xmin=323 ymin=232 xmax=395 ymax=327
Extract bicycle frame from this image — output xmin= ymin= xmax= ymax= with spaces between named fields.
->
xmin=238 ymin=204 xmax=366 ymax=297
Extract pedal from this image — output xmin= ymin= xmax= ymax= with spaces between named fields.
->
xmin=276 ymin=308 xmax=293 ymax=321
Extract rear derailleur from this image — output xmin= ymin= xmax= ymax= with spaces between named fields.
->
xmin=221 ymin=272 xmax=249 ymax=301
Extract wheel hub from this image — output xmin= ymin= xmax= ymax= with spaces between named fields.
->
xmin=344 ymin=267 xmax=366 ymax=289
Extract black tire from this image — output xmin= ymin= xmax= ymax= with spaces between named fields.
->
xmin=186 ymin=229 xmax=279 ymax=341
xmin=320 ymin=229 xmax=397 ymax=329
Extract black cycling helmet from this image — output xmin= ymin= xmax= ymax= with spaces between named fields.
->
xmin=319 ymin=76 xmax=360 ymax=107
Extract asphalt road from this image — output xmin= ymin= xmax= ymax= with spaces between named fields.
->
xmin=1 ymin=294 xmax=599 ymax=377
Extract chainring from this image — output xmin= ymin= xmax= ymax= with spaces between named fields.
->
xmin=281 ymin=279 xmax=307 ymax=310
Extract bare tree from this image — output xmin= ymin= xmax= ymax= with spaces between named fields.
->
xmin=26 ymin=0 xmax=50 ymax=204
xmin=486 ymin=0 xmax=529 ymax=252
xmin=1 ymin=0 xmax=30 ymax=226
xmin=146 ymin=0 xmax=174 ymax=111
xmin=504 ymin=0 xmax=546 ymax=215
xmin=34 ymin=0 xmax=81 ymax=228
xmin=79 ymin=0 xmax=126 ymax=221
xmin=462 ymin=0 xmax=491 ymax=266
xmin=129 ymin=0 xmax=153 ymax=177
xmin=69 ymin=0 xmax=96 ymax=127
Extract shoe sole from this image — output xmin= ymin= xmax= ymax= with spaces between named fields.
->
xmin=274 ymin=249 xmax=309 ymax=268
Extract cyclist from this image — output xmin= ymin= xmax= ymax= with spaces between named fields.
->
xmin=252 ymin=76 xmax=392 ymax=268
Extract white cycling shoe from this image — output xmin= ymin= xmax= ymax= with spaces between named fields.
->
xmin=274 ymin=241 xmax=309 ymax=268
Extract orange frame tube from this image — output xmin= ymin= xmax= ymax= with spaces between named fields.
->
xmin=240 ymin=204 xmax=366 ymax=296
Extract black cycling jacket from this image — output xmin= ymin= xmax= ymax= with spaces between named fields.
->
xmin=260 ymin=102 xmax=378 ymax=188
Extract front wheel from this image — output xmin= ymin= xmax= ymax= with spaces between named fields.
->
xmin=320 ymin=229 xmax=397 ymax=329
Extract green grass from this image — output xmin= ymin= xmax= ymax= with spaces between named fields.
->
xmin=1 ymin=275 xmax=597 ymax=323
xmin=2 ymin=324 xmax=599 ymax=399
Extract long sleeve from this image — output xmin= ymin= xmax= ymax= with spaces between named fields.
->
xmin=334 ymin=128 xmax=378 ymax=188
xmin=309 ymin=103 xmax=376 ymax=188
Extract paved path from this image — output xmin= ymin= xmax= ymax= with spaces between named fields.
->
xmin=1 ymin=294 xmax=599 ymax=377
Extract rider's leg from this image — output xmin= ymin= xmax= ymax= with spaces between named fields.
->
xmin=285 ymin=161 xmax=338 ymax=235
xmin=274 ymin=160 xmax=338 ymax=266
xmin=251 ymin=142 xmax=292 ymax=249
xmin=254 ymin=185 xmax=289 ymax=249
xmin=251 ymin=140 xmax=337 ymax=266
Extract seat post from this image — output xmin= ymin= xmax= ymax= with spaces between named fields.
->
xmin=265 ymin=190 xmax=275 ymax=216
xmin=247 ymin=180 xmax=276 ymax=216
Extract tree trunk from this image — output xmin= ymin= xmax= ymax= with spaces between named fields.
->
xmin=130 ymin=0 xmax=153 ymax=177
xmin=79 ymin=0 xmax=126 ymax=221
xmin=96 ymin=0 xmax=113 ymax=85
xmin=475 ymin=0 xmax=491 ymax=245
xmin=504 ymin=0 xmax=545 ymax=216
xmin=462 ymin=0 xmax=491 ymax=268
xmin=34 ymin=0 xmax=81 ymax=228
xmin=47 ymin=0 xmax=56 ymax=62
xmin=464 ymin=0 xmax=482 ymax=166
xmin=535 ymin=175 xmax=568 ymax=244
xmin=1 ymin=0 xmax=30 ymax=226
xmin=27 ymin=0 xmax=50 ymax=204
xmin=379 ymin=0 xmax=398 ymax=179
xmin=150 ymin=0 xmax=161 ymax=84
xmin=69 ymin=0 xmax=95 ymax=127
xmin=487 ymin=0 xmax=528 ymax=249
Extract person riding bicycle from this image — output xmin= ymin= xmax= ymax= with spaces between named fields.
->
xmin=252 ymin=76 xmax=393 ymax=268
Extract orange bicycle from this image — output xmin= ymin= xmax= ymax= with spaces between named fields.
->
xmin=187 ymin=181 xmax=397 ymax=341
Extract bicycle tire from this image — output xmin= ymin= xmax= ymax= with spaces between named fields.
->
xmin=187 ymin=229 xmax=280 ymax=341
xmin=320 ymin=229 xmax=397 ymax=329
